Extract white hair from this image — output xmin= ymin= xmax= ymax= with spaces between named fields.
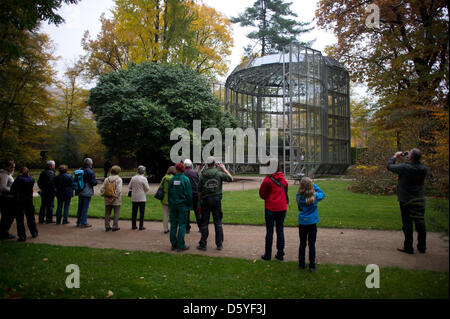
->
xmin=137 ymin=165 xmax=146 ymax=175
xmin=46 ymin=160 xmax=55 ymax=169
xmin=83 ymin=158 xmax=93 ymax=167
xmin=184 ymin=159 xmax=193 ymax=168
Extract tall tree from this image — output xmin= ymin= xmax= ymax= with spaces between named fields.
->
xmin=0 ymin=0 xmax=79 ymax=67
xmin=81 ymin=0 xmax=233 ymax=79
xmin=81 ymin=13 xmax=131 ymax=80
xmin=231 ymin=0 xmax=313 ymax=56
xmin=88 ymin=62 xmax=236 ymax=178
xmin=317 ymin=0 xmax=449 ymax=194
xmin=0 ymin=32 xmax=56 ymax=164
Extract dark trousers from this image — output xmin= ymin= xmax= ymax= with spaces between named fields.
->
xmin=0 ymin=197 xmax=15 ymax=237
xmin=132 ymin=202 xmax=146 ymax=228
xmin=16 ymin=200 xmax=37 ymax=239
xmin=199 ymin=196 xmax=223 ymax=248
xmin=298 ymin=223 xmax=317 ymax=268
xmin=400 ymin=200 xmax=426 ymax=252
xmin=186 ymin=193 xmax=200 ymax=231
xmin=39 ymin=194 xmax=55 ymax=223
xmin=264 ymin=209 xmax=286 ymax=258
xmin=56 ymin=197 xmax=71 ymax=224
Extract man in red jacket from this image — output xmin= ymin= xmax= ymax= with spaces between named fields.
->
xmin=259 ymin=161 xmax=289 ymax=261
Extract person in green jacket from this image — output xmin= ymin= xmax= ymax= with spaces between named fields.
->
xmin=159 ymin=166 xmax=176 ymax=234
xmin=197 ymin=156 xmax=233 ymax=251
xmin=168 ymin=163 xmax=193 ymax=251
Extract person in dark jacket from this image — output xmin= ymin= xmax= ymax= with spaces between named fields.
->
xmin=76 ymin=158 xmax=98 ymax=228
xmin=259 ymin=161 xmax=289 ymax=261
xmin=11 ymin=167 xmax=38 ymax=241
xmin=183 ymin=159 xmax=200 ymax=233
xmin=37 ymin=160 xmax=56 ymax=224
xmin=54 ymin=165 xmax=74 ymax=225
xmin=197 ymin=156 xmax=233 ymax=251
xmin=168 ymin=163 xmax=193 ymax=252
xmin=387 ymin=148 xmax=428 ymax=254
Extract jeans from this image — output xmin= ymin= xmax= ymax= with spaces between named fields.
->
xmin=198 ymin=196 xmax=223 ymax=248
xmin=56 ymin=197 xmax=71 ymax=224
xmin=132 ymin=202 xmax=146 ymax=228
xmin=298 ymin=223 xmax=317 ymax=268
xmin=39 ymin=194 xmax=55 ymax=223
xmin=16 ymin=200 xmax=37 ymax=239
xmin=264 ymin=209 xmax=286 ymax=259
xmin=400 ymin=200 xmax=426 ymax=252
xmin=169 ymin=205 xmax=187 ymax=249
xmin=76 ymin=196 xmax=92 ymax=225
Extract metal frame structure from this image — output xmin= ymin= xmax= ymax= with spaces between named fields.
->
xmin=223 ymin=43 xmax=351 ymax=177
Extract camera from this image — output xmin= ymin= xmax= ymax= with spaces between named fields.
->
xmin=400 ymin=152 xmax=409 ymax=157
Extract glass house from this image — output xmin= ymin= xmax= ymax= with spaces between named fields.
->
xmin=223 ymin=43 xmax=351 ymax=177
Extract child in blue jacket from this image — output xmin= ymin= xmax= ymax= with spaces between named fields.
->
xmin=296 ymin=177 xmax=325 ymax=272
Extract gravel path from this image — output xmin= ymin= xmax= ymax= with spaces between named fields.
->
xmin=11 ymin=217 xmax=449 ymax=272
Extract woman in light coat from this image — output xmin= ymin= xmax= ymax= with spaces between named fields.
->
xmin=100 ymin=165 xmax=123 ymax=232
xmin=129 ymin=165 xmax=150 ymax=230
xmin=159 ymin=166 xmax=176 ymax=234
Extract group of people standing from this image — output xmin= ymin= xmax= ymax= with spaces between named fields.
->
xmin=0 ymin=146 xmax=429 ymax=272
xmin=159 ymin=156 xmax=233 ymax=252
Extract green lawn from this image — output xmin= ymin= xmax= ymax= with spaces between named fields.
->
xmin=33 ymin=181 xmax=449 ymax=232
xmin=0 ymin=241 xmax=447 ymax=299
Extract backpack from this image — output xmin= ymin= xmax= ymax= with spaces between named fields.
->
xmin=104 ymin=178 xmax=115 ymax=197
xmin=73 ymin=169 xmax=85 ymax=194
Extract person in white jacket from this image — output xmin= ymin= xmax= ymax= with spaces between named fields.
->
xmin=129 ymin=165 xmax=150 ymax=230
xmin=0 ymin=160 xmax=16 ymax=239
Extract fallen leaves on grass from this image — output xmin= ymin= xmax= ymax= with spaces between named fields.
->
xmin=106 ymin=290 xmax=114 ymax=298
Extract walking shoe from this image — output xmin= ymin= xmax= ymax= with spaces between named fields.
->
xmin=397 ymin=247 xmax=414 ymax=254
xmin=31 ymin=232 xmax=38 ymax=238
xmin=275 ymin=253 xmax=284 ymax=261
xmin=177 ymin=246 xmax=190 ymax=252
xmin=112 ymin=227 xmax=120 ymax=232
xmin=196 ymin=245 xmax=207 ymax=251
xmin=298 ymin=263 xmax=306 ymax=270
xmin=309 ymin=267 xmax=317 ymax=273
xmin=417 ymin=245 xmax=426 ymax=253
xmin=261 ymin=255 xmax=271 ymax=261
xmin=105 ymin=227 xmax=112 ymax=232
xmin=132 ymin=226 xmax=138 ymax=230
xmin=164 ymin=230 xmax=169 ymax=234
xmin=80 ymin=224 xmax=92 ymax=228
xmin=17 ymin=236 xmax=27 ymax=242
xmin=171 ymin=246 xmax=177 ymax=251
xmin=216 ymin=245 xmax=223 ymax=251
xmin=139 ymin=227 xmax=146 ymax=231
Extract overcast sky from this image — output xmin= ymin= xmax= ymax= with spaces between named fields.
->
xmin=39 ymin=0 xmax=337 ymax=83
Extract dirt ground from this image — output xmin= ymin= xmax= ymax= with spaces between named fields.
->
xmin=10 ymin=217 xmax=449 ymax=272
